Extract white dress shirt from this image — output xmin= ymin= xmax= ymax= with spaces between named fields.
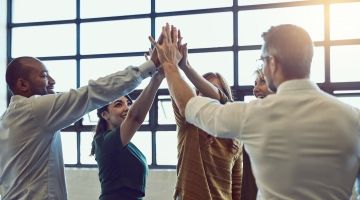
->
xmin=0 ymin=61 xmax=156 ymax=200
xmin=186 ymin=79 xmax=360 ymax=200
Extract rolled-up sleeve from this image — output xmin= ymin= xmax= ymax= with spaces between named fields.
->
xmin=185 ymin=96 xmax=245 ymax=140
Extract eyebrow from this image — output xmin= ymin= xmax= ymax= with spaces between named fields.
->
xmin=113 ymin=100 xmax=122 ymax=104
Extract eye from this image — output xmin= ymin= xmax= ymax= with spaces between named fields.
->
xmin=114 ymin=102 xmax=122 ymax=107
xmin=40 ymin=72 xmax=49 ymax=78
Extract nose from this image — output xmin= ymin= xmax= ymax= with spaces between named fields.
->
xmin=123 ymin=104 xmax=130 ymax=111
xmin=48 ymin=75 xmax=56 ymax=86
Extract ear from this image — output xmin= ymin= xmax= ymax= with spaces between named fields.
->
xmin=16 ymin=78 xmax=30 ymax=92
xmin=269 ymin=57 xmax=279 ymax=77
xmin=101 ymin=111 xmax=110 ymax=121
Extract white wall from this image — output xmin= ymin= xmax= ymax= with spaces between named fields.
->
xmin=65 ymin=169 xmax=177 ymax=200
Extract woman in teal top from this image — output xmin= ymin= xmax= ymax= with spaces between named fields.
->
xmin=91 ymin=67 xmax=164 ymax=200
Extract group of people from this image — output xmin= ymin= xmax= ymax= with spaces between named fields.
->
xmin=0 ymin=23 xmax=360 ymax=200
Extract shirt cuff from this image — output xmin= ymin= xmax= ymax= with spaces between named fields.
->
xmin=138 ymin=60 xmax=157 ymax=79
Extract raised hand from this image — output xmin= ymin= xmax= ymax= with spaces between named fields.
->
xmin=178 ymin=37 xmax=189 ymax=71
xmin=148 ymin=23 xmax=182 ymax=68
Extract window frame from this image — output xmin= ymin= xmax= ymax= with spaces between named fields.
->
xmin=6 ymin=0 xmax=360 ymax=169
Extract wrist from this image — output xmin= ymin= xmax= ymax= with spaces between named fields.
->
xmin=151 ymin=58 xmax=161 ymax=68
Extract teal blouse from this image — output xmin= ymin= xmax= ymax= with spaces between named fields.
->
xmin=93 ymin=127 xmax=148 ymax=200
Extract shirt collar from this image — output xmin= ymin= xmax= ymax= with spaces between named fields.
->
xmin=276 ymin=79 xmax=320 ymax=94
xmin=10 ymin=95 xmax=26 ymax=103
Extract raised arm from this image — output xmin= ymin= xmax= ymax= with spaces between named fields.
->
xmin=177 ymin=32 xmax=221 ymax=101
xmin=149 ymin=24 xmax=195 ymax=117
xmin=32 ymin=60 xmax=159 ymax=133
xmin=120 ymin=70 xmax=164 ymax=145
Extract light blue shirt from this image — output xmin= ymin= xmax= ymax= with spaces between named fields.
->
xmin=0 ymin=61 xmax=156 ymax=200
xmin=186 ymin=79 xmax=360 ymax=200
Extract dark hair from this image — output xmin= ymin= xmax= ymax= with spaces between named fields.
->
xmin=90 ymin=95 xmax=133 ymax=156
xmin=261 ymin=24 xmax=313 ymax=79
xmin=6 ymin=57 xmax=34 ymax=93
xmin=196 ymin=72 xmax=233 ymax=101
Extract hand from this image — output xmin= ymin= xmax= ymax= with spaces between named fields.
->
xmin=144 ymin=48 xmax=153 ymax=61
xmin=177 ymin=30 xmax=189 ymax=70
xmin=147 ymin=35 xmax=164 ymax=68
xmin=178 ymin=35 xmax=189 ymax=70
xmin=148 ymin=23 xmax=182 ymax=68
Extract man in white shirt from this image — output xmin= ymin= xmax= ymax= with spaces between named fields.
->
xmin=152 ymin=23 xmax=360 ymax=199
xmin=0 ymin=55 xmax=160 ymax=200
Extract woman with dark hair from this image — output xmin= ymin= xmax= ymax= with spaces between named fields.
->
xmin=90 ymin=68 xmax=164 ymax=200
xmin=171 ymin=34 xmax=242 ymax=200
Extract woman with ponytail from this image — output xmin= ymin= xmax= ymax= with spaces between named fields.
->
xmin=90 ymin=66 xmax=164 ymax=200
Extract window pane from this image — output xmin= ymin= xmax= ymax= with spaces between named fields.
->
xmin=158 ymin=96 xmax=175 ymax=125
xmin=238 ymin=5 xmax=324 ymax=46
xmin=131 ymin=132 xmax=152 ymax=165
xmin=61 ymin=132 xmax=77 ymax=164
xmin=238 ymin=50 xmax=261 ymax=85
xmin=337 ymin=97 xmax=360 ymax=109
xmin=330 ymin=2 xmax=360 ymax=40
xmin=81 ymin=0 xmax=150 ymax=18
xmin=188 ymin=52 xmax=234 ymax=85
xmin=42 ymin=60 xmax=77 ymax=93
xmin=13 ymin=0 xmax=75 ymax=23
xmin=238 ymin=0 xmax=299 ymax=5
xmin=238 ymin=47 xmax=324 ymax=85
xmin=12 ymin=25 xmax=76 ymax=57
xmin=82 ymin=110 xmax=99 ymax=126
xmin=156 ymin=131 xmax=177 ymax=165
xmin=81 ymin=19 xmax=150 ymax=54
xmin=80 ymin=132 xmax=96 ymax=165
xmin=156 ymin=12 xmax=233 ymax=49
xmin=331 ymin=45 xmax=360 ymax=82
xmin=80 ymin=57 xmax=146 ymax=86
xmin=156 ymin=0 xmax=232 ymax=12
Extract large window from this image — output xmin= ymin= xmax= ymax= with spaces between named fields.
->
xmin=7 ymin=0 xmax=360 ymax=168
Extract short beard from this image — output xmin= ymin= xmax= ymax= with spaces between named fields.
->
xmin=267 ymin=79 xmax=277 ymax=93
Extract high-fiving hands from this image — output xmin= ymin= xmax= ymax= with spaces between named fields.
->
xmin=148 ymin=23 xmax=183 ymax=72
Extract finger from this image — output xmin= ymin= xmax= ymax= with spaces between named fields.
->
xmin=172 ymin=26 xmax=178 ymax=45
xmin=157 ymin=32 xmax=164 ymax=45
xmin=148 ymin=36 xmax=160 ymax=49
xmin=165 ymin=24 xmax=171 ymax=44
xmin=177 ymin=30 xmax=183 ymax=47
xmin=144 ymin=53 xmax=149 ymax=61
xmin=161 ymin=26 xmax=169 ymax=45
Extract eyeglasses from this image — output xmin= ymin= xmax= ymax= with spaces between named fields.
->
xmin=256 ymin=55 xmax=272 ymax=68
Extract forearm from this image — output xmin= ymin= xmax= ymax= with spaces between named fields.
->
xmin=34 ymin=61 xmax=157 ymax=132
xmin=127 ymin=74 xmax=163 ymax=124
xmin=182 ymin=63 xmax=220 ymax=100
xmin=164 ymin=62 xmax=195 ymax=117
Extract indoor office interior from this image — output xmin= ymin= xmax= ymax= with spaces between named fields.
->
xmin=0 ymin=0 xmax=360 ymax=200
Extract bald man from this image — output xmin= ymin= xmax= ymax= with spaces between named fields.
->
xmin=0 ymin=56 xmax=160 ymax=200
